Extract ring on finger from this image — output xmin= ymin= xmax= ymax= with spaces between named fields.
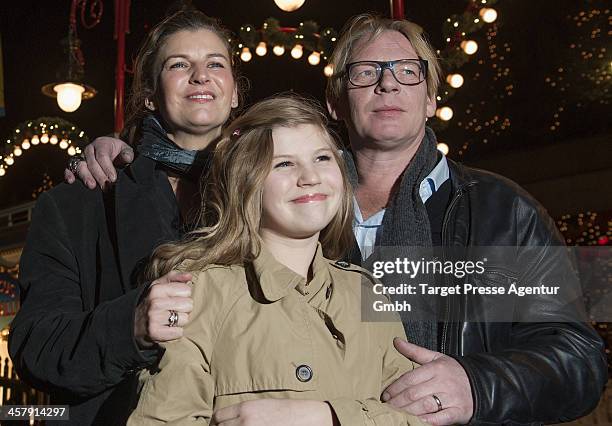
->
xmin=167 ymin=310 xmax=179 ymax=327
xmin=432 ymin=394 xmax=443 ymax=413
xmin=68 ymin=153 xmax=86 ymax=175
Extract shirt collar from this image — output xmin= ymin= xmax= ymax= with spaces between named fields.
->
xmin=251 ymin=242 xmax=331 ymax=302
xmin=419 ymin=154 xmax=449 ymax=204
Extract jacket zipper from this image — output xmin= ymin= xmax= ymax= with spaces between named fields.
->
xmin=439 ymin=181 xmax=475 ymax=355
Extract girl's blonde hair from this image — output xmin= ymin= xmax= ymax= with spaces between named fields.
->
xmin=148 ymin=94 xmax=354 ymax=278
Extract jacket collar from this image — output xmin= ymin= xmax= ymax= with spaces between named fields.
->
xmin=446 ymin=158 xmax=479 ymax=192
xmin=251 ymin=243 xmax=331 ymax=302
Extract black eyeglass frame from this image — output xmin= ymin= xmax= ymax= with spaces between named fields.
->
xmin=345 ymin=58 xmax=429 ymax=87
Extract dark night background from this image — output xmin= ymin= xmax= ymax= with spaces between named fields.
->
xmin=0 ymin=0 xmax=609 ymax=210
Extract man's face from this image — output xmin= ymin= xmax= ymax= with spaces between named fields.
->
xmin=333 ymin=31 xmax=436 ymax=150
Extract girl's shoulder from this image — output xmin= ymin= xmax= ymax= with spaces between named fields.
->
xmin=178 ymin=261 xmax=249 ymax=299
xmin=325 ymin=258 xmax=378 ymax=286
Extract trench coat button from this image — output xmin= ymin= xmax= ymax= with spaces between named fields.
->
xmin=335 ymin=260 xmax=350 ymax=268
xmin=326 ymin=285 xmax=332 ymax=299
xmin=296 ymin=365 xmax=313 ymax=382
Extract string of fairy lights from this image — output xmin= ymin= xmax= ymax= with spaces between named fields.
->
xmin=451 ymin=23 xmax=512 ymax=156
xmin=544 ymin=6 xmax=610 ymax=134
xmin=0 ymin=118 xmax=88 ymax=178
xmin=557 ymin=211 xmax=612 ymax=246
xmin=234 ymin=18 xmax=338 ymax=77
xmin=446 ymin=3 xmax=610 ymax=156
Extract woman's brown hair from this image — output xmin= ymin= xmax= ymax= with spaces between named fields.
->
xmin=122 ymin=10 xmax=247 ymax=141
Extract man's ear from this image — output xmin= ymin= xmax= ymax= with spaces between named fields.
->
xmin=426 ymin=94 xmax=437 ymax=118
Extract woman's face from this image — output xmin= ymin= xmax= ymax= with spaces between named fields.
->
xmin=156 ymin=29 xmax=238 ymax=144
xmin=260 ymin=124 xmax=344 ymax=241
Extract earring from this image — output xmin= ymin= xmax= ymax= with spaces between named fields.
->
xmin=145 ymin=99 xmax=155 ymax=111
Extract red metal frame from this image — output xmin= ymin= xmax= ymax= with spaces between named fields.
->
xmin=391 ymin=0 xmax=405 ymax=19
xmin=113 ymin=0 xmax=130 ymax=133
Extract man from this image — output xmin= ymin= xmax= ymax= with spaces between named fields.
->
xmin=324 ymin=13 xmax=607 ymax=425
xmin=63 ymin=13 xmax=607 ymax=425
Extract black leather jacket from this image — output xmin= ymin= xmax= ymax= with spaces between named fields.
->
xmin=442 ymin=159 xmax=607 ymax=425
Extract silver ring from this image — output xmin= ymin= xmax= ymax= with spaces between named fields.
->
xmin=68 ymin=153 xmax=85 ymax=174
xmin=167 ymin=310 xmax=179 ymax=327
xmin=432 ymin=394 xmax=443 ymax=412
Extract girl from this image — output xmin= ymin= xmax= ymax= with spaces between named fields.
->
xmin=128 ymin=95 xmax=425 ymax=426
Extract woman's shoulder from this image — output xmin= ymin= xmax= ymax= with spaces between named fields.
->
xmin=29 ymin=182 xmax=106 ymax=229
xmin=38 ymin=181 xmax=104 ymax=209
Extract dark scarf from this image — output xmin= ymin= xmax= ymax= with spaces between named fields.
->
xmin=136 ymin=115 xmax=213 ymax=181
xmin=344 ymin=127 xmax=440 ymax=350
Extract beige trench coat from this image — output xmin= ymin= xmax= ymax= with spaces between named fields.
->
xmin=128 ymin=245 xmax=427 ymax=425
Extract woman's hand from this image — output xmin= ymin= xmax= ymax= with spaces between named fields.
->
xmin=211 ymin=399 xmax=335 ymax=426
xmin=64 ymin=136 xmax=134 ymax=190
xmin=134 ymin=270 xmax=193 ymax=348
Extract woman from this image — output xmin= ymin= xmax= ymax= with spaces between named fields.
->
xmin=128 ymin=95 xmax=426 ymax=426
xmin=9 ymin=10 xmax=243 ymax=425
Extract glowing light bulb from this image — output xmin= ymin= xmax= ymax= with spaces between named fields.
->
xmin=273 ymin=45 xmax=285 ymax=56
xmin=50 ymin=135 xmax=58 ymax=144
xmin=447 ymin=73 xmax=464 ymax=88
xmin=308 ymin=51 xmax=321 ymax=66
xmin=240 ymin=47 xmax=252 ymax=62
xmin=323 ymin=64 xmax=334 ymax=77
xmin=5 ymin=157 xmax=14 ymax=165
xmin=291 ymin=44 xmax=303 ymax=59
xmin=41 ymin=133 xmax=49 ymax=143
xmin=22 ymin=139 xmax=31 ymax=150
xmin=59 ymin=139 xmax=69 ymax=149
xmin=68 ymin=146 xmax=77 ymax=156
xmin=436 ymin=106 xmax=454 ymax=121
xmin=479 ymin=8 xmax=498 ymax=23
xmin=255 ymin=42 xmax=267 ymax=56
xmin=32 ymin=135 xmax=41 ymax=145
xmin=461 ymin=40 xmax=478 ymax=55
xmin=14 ymin=147 xmax=22 ymax=156
xmin=437 ymin=143 xmax=449 ymax=155
xmin=54 ymin=83 xmax=85 ymax=112
xmin=0 ymin=168 xmax=5 ymax=177
xmin=273 ymin=0 xmax=305 ymax=12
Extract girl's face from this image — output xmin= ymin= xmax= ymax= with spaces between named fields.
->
xmin=260 ymin=124 xmax=344 ymax=241
xmin=156 ymin=29 xmax=238 ymax=145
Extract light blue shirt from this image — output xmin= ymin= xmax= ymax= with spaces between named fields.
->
xmin=353 ymin=155 xmax=449 ymax=260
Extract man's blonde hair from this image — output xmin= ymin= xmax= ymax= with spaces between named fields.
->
xmin=326 ymin=13 xmax=441 ymax=106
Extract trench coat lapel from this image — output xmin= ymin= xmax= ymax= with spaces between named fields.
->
xmin=113 ymin=156 xmax=169 ymax=292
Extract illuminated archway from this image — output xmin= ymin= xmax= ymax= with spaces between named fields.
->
xmin=1 ymin=117 xmax=88 ymax=177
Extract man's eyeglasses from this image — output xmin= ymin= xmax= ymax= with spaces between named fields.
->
xmin=345 ymin=58 xmax=428 ymax=87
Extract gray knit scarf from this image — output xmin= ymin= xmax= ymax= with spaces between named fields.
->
xmin=343 ymin=127 xmax=439 ymax=350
